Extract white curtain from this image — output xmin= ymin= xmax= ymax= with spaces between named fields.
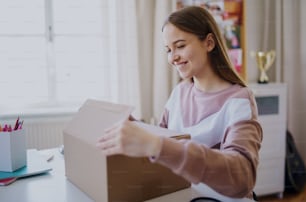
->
xmin=152 ymin=0 xmax=179 ymax=123
xmin=104 ymin=0 xmax=141 ymax=117
xmin=279 ymin=0 xmax=306 ymax=161
xmin=103 ymin=0 xmax=178 ymax=123
xmin=136 ymin=0 xmax=178 ymax=123
xmin=260 ymin=0 xmax=306 ymax=162
xmin=85 ymin=0 xmax=177 ymax=122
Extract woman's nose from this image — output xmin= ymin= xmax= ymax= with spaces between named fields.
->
xmin=169 ymin=53 xmax=180 ymax=64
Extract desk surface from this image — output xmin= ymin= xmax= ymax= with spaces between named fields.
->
xmin=0 ymin=148 xmax=253 ymax=202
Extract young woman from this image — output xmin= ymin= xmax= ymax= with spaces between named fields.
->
xmin=97 ymin=6 xmax=262 ymax=200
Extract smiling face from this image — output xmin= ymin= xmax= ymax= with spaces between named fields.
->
xmin=163 ymin=23 xmax=213 ymax=80
xmin=162 ymin=6 xmax=246 ymax=88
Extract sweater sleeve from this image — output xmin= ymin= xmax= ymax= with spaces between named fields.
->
xmin=152 ymin=119 xmax=262 ymax=198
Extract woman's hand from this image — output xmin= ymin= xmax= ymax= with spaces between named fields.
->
xmin=96 ymin=120 xmax=162 ymax=157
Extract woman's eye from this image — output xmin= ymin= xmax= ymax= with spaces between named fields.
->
xmin=177 ymin=44 xmax=185 ymax=49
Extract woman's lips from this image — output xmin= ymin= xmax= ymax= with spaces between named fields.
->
xmin=175 ymin=61 xmax=188 ymax=70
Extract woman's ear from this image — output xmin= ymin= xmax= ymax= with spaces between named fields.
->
xmin=205 ymin=33 xmax=215 ymax=52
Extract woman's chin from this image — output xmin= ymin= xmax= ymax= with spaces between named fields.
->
xmin=179 ymin=73 xmax=192 ymax=80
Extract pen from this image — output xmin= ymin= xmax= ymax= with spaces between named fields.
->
xmin=18 ymin=120 xmax=24 ymax=130
xmin=14 ymin=117 xmax=20 ymax=130
xmin=3 ymin=124 xmax=8 ymax=132
xmin=8 ymin=125 xmax=12 ymax=132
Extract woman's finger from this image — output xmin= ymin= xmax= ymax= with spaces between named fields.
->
xmin=96 ymin=138 xmax=115 ymax=149
xmin=97 ymin=124 xmax=121 ymax=143
xmin=104 ymin=119 xmax=128 ymax=133
xmin=104 ymin=122 xmax=120 ymax=134
xmin=100 ymin=145 xmax=122 ymax=156
xmin=97 ymin=136 xmax=122 ymax=156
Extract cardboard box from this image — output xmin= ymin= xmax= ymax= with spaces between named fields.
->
xmin=63 ymin=99 xmax=191 ymax=202
xmin=0 ymin=129 xmax=27 ymax=172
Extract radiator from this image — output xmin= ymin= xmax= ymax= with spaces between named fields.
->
xmin=23 ymin=116 xmax=73 ymax=150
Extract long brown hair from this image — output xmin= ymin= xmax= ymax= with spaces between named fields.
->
xmin=162 ymin=6 xmax=246 ymax=87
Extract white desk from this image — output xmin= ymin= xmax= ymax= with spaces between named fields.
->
xmin=0 ymin=149 xmax=254 ymax=202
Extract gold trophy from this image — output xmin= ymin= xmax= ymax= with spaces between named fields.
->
xmin=254 ymin=50 xmax=276 ymax=84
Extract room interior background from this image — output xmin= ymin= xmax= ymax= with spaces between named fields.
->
xmin=137 ymin=0 xmax=306 ymax=163
xmin=0 ymin=0 xmax=305 ymax=163
xmin=244 ymin=0 xmax=306 ymax=163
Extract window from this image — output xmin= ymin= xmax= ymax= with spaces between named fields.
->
xmin=0 ymin=0 xmax=113 ymax=110
xmin=0 ymin=0 xmax=48 ymax=108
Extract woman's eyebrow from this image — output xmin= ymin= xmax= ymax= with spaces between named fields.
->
xmin=172 ymin=39 xmax=185 ymax=45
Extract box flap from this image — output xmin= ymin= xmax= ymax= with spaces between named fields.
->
xmin=63 ymin=99 xmax=134 ymax=146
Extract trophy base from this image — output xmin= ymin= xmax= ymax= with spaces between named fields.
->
xmin=257 ymin=80 xmax=269 ymax=84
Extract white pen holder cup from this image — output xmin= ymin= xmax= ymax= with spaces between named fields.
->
xmin=0 ymin=129 xmax=27 ymax=172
